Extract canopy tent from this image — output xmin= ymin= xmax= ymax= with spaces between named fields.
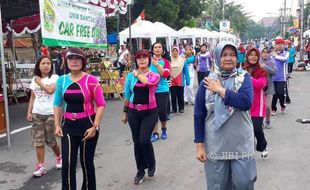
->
xmin=119 ymin=20 xmax=179 ymax=50
xmin=177 ymin=27 xmax=221 ymax=48
xmin=2 ymin=14 xmax=41 ymax=36
xmin=153 ymin=22 xmax=178 ymax=50
xmin=303 ymin=30 xmax=310 ymax=37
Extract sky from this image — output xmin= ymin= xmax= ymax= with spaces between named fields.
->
xmin=231 ymin=0 xmax=299 ymax=22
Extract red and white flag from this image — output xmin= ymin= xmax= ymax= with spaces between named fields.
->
xmin=134 ymin=9 xmax=145 ymax=23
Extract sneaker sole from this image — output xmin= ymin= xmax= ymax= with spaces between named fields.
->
xmin=134 ymin=178 xmax=144 ymax=185
xmin=148 ymin=169 xmax=157 ymax=177
xmin=33 ymin=171 xmax=47 ymax=178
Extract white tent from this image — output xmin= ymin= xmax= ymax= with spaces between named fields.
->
xmin=119 ymin=20 xmax=156 ymax=43
xmin=303 ymin=30 xmax=310 ymax=37
xmin=153 ymin=22 xmax=178 ymax=50
xmin=119 ymin=20 xmax=179 ymax=50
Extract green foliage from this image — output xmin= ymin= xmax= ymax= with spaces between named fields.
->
xmin=106 ymin=0 xmax=275 ymax=41
xmin=132 ymin=0 xmax=204 ymax=29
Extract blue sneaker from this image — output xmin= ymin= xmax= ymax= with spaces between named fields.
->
xmin=150 ymin=133 xmax=159 ymax=142
xmin=161 ymin=129 xmax=168 ymax=140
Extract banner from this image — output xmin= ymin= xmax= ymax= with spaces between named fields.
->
xmin=39 ymin=0 xmax=107 ymax=49
xmin=220 ymin=20 xmax=230 ymax=32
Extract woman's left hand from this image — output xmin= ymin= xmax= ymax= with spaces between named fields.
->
xmin=204 ymin=77 xmax=222 ymax=93
xmin=132 ymin=70 xmax=138 ymax=77
xmin=82 ymin=127 xmax=97 ymax=141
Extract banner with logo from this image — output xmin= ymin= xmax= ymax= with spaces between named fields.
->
xmin=39 ymin=0 xmax=107 ymax=49
xmin=220 ymin=20 xmax=230 ymax=32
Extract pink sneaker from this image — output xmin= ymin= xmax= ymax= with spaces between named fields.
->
xmin=56 ymin=155 xmax=62 ymax=170
xmin=33 ymin=163 xmax=47 ymax=178
xmin=281 ymin=107 xmax=286 ymax=114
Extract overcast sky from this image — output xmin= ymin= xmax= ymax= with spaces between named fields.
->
xmin=231 ymin=0 xmax=299 ymax=22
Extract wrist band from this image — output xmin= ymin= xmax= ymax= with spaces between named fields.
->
xmin=123 ymin=106 xmax=129 ymax=113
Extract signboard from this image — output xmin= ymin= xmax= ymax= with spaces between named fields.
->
xmin=220 ymin=20 xmax=230 ymax=32
xmin=39 ymin=0 xmax=107 ymax=49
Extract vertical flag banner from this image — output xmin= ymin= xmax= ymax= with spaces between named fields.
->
xmin=39 ymin=0 xmax=107 ymax=49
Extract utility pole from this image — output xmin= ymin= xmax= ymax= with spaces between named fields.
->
xmin=284 ymin=0 xmax=287 ymax=38
xmin=279 ymin=0 xmax=291 ymax=38
xmin=299 ymin=0 xmax=305 ymax=62
xmin=222 ymin=0 xmax=225 ymax=20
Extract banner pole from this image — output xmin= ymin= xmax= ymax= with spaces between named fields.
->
xmin=0 ymin=5 xmax=12 ymax=148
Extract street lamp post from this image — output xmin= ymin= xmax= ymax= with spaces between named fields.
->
xmin=299 ymin=0 xmax=304 ymax=62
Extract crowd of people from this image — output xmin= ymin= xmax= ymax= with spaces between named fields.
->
xmin=26 ymin=37 xmax=296 ymax=189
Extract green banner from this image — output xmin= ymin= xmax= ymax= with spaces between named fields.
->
xmin=39 ymin=0 xmax=107 ymax=49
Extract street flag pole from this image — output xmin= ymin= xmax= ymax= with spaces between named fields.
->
xmin=128 ymin=0 xmax=135 ymax=70
xmin=0 ymin=5 xmax=12 ymax=148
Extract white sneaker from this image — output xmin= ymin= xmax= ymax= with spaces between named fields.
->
xmin=261 ymin=148 xmax=269 ymax=159
xmin=56 ymin=155 xmax=62 ymax=170
xmin=264 ymin=121 xmax=271 ymax=129
xmin=33 ymin=164 xmax=47 ymax=177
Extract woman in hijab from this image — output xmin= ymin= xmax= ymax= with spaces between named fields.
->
xmin=170 ymin=46 xmax=190 ymax=113
xmin=194 ymin=41 xmax=256 ymax=189
xmin=260 ymin=47 xmax=277 ymax=129
xmin=184 ymin=46 xmax=196 ymax=105
xmin=243 ymin=47 xmax=269 ymax=158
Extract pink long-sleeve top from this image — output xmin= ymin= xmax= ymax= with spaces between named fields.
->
xmin=250 ymin=75 xmax=267 ymax=117
xmin=124 ymin=71 xmax=160 ymax=110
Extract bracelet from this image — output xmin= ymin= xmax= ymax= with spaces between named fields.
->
xmin=123 ymin=106 xmax=129 ymax=113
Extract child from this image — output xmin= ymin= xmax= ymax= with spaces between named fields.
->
xmin=27 ymin=56 xmax=62 ymax=177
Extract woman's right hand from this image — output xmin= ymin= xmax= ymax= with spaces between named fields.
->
xmin=122 ymin=113 xmax=128 ymax=124
xmin=196 ymin=144 xmax=207 ymax=162
xmin=55 ymin=125 xmax=63 ymax=137
xmin=27 ymin=113 xmax=32 ymax=121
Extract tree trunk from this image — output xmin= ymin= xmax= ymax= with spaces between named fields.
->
xmin=31 ymin=33 xmax=39 ymax=60
xmin=7 ymin=32 xmax=18 ymax=61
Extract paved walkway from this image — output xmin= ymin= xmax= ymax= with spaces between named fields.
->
xmin=1 ymin=70 xmax=310 ymax=190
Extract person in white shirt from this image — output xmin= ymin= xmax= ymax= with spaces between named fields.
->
xmin=118 ymin=44 xmax=130 ymax=75
xmin=27 ymin=56 xmax=62 ymax=178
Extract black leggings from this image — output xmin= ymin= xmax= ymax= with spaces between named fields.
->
xmin=272 ymin=81 xmax=286 ymax=111
xmin=128 ymin=108 xmax=158 ymax=172
xmin=61 ymin=131 xmax=99 ymax=190
xmin=197 ymin=71 xmax=210 ymax=85
xmin=155 ymin=92 xmax=169 ymax=121
xmin=170 ymin=86 xmax=184 ymax=112
xmin=287 ymin=63 xmax=294 ymax=73
xmin=251 ymin=117 xmax=267 ymax=152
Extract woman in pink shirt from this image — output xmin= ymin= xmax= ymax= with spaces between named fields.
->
xmin=243 ymin=47 xmax=268 ymax=158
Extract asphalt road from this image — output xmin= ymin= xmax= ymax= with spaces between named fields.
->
xmin=1 ymin=70 xmax=310 ymax=190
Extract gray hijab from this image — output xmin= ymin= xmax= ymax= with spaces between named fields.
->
xmin=206 ymin=41 xmax=240 ymax=132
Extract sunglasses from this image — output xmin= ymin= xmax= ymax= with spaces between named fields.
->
xmin=67 ymin=55 xmax=83 ymax=60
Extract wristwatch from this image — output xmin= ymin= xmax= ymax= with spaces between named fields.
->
xmin=93 ymin=124 xmax=100 ymax=131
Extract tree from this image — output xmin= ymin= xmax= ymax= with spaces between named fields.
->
xmin=132 ymin=0 xmax=205 ymax=29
